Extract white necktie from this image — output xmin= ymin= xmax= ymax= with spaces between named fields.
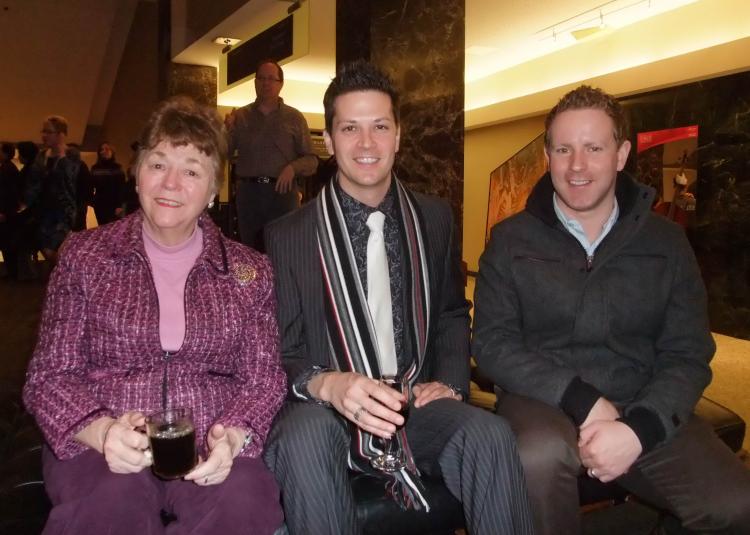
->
xmin=366 ymin=211 xmax=398 ymax=376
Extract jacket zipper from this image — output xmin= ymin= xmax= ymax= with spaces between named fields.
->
xmin=137 ymin=243 xmax=203 ymax=411
xmin=162 ymin=259 xmax=201 ymax=409
xmin=556 ymin=226 xmax=596 ymax=272
xmin=162 ymin=351 xmax=170 ymax=409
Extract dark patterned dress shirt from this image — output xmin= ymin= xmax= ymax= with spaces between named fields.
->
xmin=338 ymin=180 xmax=408 ymax=372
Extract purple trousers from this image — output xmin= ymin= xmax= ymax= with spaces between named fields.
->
xmin=42 ymin=446 xmax=283 ymax=535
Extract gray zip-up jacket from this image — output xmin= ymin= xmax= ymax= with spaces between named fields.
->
xmin=473 ymin=171 xmax=715 ymax=453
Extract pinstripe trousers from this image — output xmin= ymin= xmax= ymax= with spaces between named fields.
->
xmin=263 ymin=398 xmax=534 ymax=535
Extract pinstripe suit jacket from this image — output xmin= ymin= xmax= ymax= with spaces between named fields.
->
xmin=266 ymin=186 xmax=471 ymax=399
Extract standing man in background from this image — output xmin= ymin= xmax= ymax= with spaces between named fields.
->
xmin=226 ymin=59 xmax=317 ymax=251
xmin=37 ymin=115 xmax=79 ymax=264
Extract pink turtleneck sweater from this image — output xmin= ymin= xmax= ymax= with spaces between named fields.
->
xmin=142 ymin=225 xmax=203 ymax=352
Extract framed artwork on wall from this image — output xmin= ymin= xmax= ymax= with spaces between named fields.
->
xmin=485 ymin=133 xmax=546 ymax=242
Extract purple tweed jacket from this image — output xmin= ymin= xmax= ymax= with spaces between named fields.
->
xmin=23 ymin=211 xmax=286 ymax=460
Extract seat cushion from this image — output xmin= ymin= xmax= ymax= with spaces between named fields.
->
xmin=694 ymin=396 xmax=746 ymax=453
xmin=351 ymin=472 xmax=465 ymax=535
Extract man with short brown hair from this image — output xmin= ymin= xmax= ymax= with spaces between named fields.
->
xmin=474 ymin=84 xmax=750 ymax=534
xmin=264 ymin=60 xmax=533 ymax=535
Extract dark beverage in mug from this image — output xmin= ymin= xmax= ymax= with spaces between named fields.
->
xmin=146 ymin=408 xmax=197 ymax=480
xmin=397 ymin=402 xmax=410 ymax=431
xmin=150 ymin=424 xmax=197 ymax=479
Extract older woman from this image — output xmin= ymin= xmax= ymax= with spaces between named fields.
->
xmin=23 ymin=97 xmax=286 ymax=535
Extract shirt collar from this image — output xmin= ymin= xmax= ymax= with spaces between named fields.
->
xmin=553 ymin=193 xmax=619 ymax=255
xmin=336 ymin=177 xmax=398 ymax=223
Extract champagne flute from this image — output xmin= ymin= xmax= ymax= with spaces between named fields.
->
xmin=371 ymin=375 xmax=411 ymax=472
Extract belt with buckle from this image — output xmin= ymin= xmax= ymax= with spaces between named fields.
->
xmin=238 ymin=175 xmax=277 ymax=184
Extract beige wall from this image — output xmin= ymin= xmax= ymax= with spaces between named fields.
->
xmin=466 ymin=0 xmax=750 ymax=129
xmin=101 ymin=2 xmax=160 ymax=169
xmin=463 ymin=115 xmax=545 ymax=272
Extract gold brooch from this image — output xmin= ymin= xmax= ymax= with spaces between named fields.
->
xmin=232 ymin=263 xmax=257 ymax=284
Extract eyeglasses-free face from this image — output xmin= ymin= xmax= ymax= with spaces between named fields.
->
xmin=40 ymin=122 xmax=63 ymax=148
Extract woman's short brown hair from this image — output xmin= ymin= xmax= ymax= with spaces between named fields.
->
xmin=135 ymin=96 xmax=227 ymax=193
xmin=545 ymin=85 xmax=629 ymax=148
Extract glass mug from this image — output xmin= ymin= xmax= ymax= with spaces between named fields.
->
xmin=145 ymin=407 xmax=197 ymax=479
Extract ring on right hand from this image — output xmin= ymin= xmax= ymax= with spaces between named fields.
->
xmin=353 ymin=406 xmax=368 ymax=422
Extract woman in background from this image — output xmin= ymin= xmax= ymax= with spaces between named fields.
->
xmin=15 ymin=141 xmax=43 ymax=279
xmin=24 ymin=97 xmax=286 ymax=535
xmin=0 ymin=142 xmax=20 ymax=278
xmin=90 ymin=142 xmax=126 ymax=225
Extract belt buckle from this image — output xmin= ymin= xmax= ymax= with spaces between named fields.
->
xmin=258 ymin=176 xmax=271 ymax=184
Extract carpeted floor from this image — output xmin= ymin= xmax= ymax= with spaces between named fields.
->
xmin=0 ymin=272 xmax=47 ymax=387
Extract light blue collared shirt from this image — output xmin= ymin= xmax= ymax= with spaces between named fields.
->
xmin=553 ymin=193 xmax=619 ymax=259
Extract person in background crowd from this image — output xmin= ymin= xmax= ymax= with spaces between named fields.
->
xmin=473 ymin=84 xmax=750 ymax=534
xmin=90 ymin=142 xmax=126 ymax=225
xmin=15 ymin=141 xmax=43 ymax=280
xmin=0 ymin=142 xmax=20 ymax=277
xmin=66 ymin=143 xmax=93 ymax=231
xmin=24 ymin=97 xmax=286 ymax=535
xmin=36 ymin=116 xmax=78 ymax=264
xmin=121 ymin=140 xmax=142 ymax=216
xmin=226 ymin=58 xmax=317 ymax=251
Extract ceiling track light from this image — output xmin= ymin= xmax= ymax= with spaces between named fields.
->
xmin=213 ymin=36 xmax=241 ymax=54
xmin=535 ymin=0 xmax=694 ymax=43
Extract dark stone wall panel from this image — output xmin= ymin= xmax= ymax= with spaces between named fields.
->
xmin=623 ymin=70 xmax=750 ymax=339
xmin=335 ymin=0 xmax=371 ymax=67
xmin=336 ymin=0 xmax=465 ymax=243
xmin=167 ymin=63 xmax=218 ymax=107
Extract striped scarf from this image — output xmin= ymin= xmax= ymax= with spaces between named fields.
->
xmin=315 ymin=178 xmax=431 ymax=511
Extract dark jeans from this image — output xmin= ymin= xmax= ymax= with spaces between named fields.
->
xmin=42 ymin=447 xmax=283 ymax=535
xmin=236 ymin=180 xmax=298 ymax=252
xmin=495 ymin=392 xmax=750 ymax=535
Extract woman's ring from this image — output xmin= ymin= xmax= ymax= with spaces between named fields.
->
xmin=588 ymin=468 xmax=597 ymax=478
xmin=353 ymin=406 xmax=367 ymax=422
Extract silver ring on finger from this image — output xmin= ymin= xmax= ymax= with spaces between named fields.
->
xmin=588 ymin=468 xmax=596 ymax=478
xmin=353 ymin=406 xmax=368 ymax=422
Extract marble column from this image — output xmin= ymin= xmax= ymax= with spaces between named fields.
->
xmin=336 ymin=0 xmax=465 ymax=244
xmin=157 ymin=0 xmax=217 ymax=106
xmin=167 ymin=63 xmax=218 ymax=106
